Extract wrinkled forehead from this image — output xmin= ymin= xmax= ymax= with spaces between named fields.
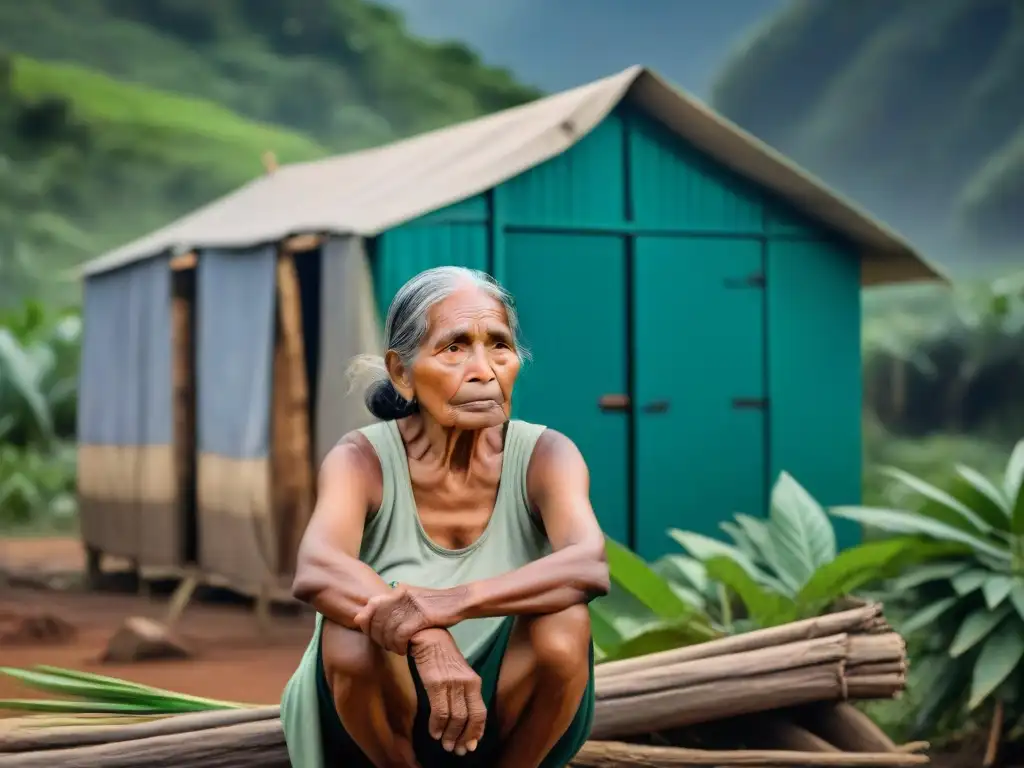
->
xmin=424 ymin=284 xmax=511 ymax=340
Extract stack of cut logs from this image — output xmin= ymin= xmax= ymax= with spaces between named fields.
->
xmin=0 ymin=603 xmax=926 ymax=768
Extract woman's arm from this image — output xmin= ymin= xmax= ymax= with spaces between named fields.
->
xmin=356 ymin=430 xmax=609 ymax=652
xmin=290 ymin=435 xmax=391 ymax=630
xmin=455 ymin=429 xmax=610 ymax=617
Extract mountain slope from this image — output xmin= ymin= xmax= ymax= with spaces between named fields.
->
xmin=0 ymin=54 xmax=327 ymax=308
xmin=0 ymin=0 xmax=540 ymax=148
xmin=711 ymin=0 xmax=1024 ymax=271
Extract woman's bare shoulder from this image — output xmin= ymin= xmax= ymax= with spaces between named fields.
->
xmin=320 ymin=430 xmax=384 ymax=507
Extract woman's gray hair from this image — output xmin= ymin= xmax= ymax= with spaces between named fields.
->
xmin=349 ymin=266 xmax=528 ymax=421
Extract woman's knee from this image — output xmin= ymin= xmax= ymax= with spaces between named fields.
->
xmin=526 ymin=604 xmax=591 ymax=679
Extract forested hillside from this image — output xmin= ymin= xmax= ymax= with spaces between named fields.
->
xmin=0 ymin=0 xmax=539 ymax=147
xmin=711 ymin=0 xmax=1024 ymax=273
xmin=0 ymin=0 xmax=540 ymax=308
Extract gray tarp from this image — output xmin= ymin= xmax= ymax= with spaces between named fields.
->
xmin=78 ymin=256 xmax=177 ymax=566
xmin=315 ymin=237 xmax=383 ymax=464
xmin=195 ymin=245 xmax=277 ymax=592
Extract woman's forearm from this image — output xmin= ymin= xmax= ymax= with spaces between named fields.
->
xmin=291 ymin=552 xmax=390 ymax=630
xmin=453 ymin=542 xmax=609 ymax=620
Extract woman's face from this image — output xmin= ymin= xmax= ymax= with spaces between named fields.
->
xmin=391 ymin=284 xmax=521 ymax=429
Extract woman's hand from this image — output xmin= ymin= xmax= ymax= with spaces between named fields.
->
xmin=408 ymin=628 xmax=486 ymax=756
xmin=354 ymin=583 xmax=466 ymax=654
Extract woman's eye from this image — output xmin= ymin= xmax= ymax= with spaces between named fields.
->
xmin=447 ymin=344 xmax=460 ymax=353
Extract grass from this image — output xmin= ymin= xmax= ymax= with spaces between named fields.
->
xmin=11 ymin=55 xmax=328 ymax=182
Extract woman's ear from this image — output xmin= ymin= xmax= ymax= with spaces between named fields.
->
xmin=385 ymin=350 xmax=415 ymax=402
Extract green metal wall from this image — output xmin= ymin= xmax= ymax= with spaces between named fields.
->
xmin=371 ymin=105 xmax=863 ymax=558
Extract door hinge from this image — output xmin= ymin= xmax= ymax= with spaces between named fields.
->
xmin=724 ymin=273 xmax=765 ymax=289
xmin=731 ymin=397 xmax=769 ymax=410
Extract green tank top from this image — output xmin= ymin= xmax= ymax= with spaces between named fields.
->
xmin=357 ymin=419 xmax=552 ymax=662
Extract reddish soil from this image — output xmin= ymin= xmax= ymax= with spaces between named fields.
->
xmin=0 ymin=538 xmax=313 ymax=708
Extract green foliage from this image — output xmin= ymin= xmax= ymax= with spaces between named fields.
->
xmin=0 ymin=300 xmax=80 ymax=532
xmin=0 ymin=665 xmax=251 ymax=718
xmin=0 ymin=0 xmax=541 ymax=309
xmin=0 ymin=0 xmax=541 ymax=147
xmin=590 ymin=538 xmax=719 ymax=663
xmin=832 ymin=438 xmax=1024 ymax=733
xmin=862 ymin=272 xmax=1024 ymax=443
xmin=666 ymin=473 xmax=914 ymax=629
xmin=712 ymin=0 xmax=1024 ymax=263
xmin=0 ymin=53 xmax=329 ymax=309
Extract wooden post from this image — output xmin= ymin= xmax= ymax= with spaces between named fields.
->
xmin=269 ymin=251 xmax=314 ymax=579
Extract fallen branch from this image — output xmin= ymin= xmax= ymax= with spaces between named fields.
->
xmin=572 ymin=740 xmax=929 ymax=766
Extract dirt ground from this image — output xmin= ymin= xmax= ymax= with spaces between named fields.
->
xmin=1 ymin=537 xmax=312 ymax=707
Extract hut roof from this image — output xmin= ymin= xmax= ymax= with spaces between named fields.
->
xmin=80 ymin=66 xmax=943 ymax=285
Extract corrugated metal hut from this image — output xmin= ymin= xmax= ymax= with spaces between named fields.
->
xmin=76 ymin=66 xmax=942 ymax=596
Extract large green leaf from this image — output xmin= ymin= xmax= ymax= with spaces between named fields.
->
xmin=767 ymin=472 xmax=837 ymax=589
xmin=908 ymin=652 xmax=968 ymax=737
xmin=720 ymin=520 xmax=760 ymax=562
xmin=880 ymin=466 xmax=993 ymax=535
xmin=952 ymin=569 xmax=989 ymax=596
xmin=950 ymin=605 xmax=1012 ymax=658
xmin=830 ymin=506 xmax=1009 ymax=562
xmin=704 ymin=555 xmax=792 ymax=627
xmin=667 ymin=529 xmax=788 ymax=594
xmin=588 ymin=601 xmax=625 ymax=660
xmin=652 ymin=554 xmax=709 ymax=593
xmin=795 ymin=538 xmax=910 ymax=613
xmin=0 ymin=328 xmax=54 ymax=444
xmin=600 ymin=617 xmax=722 ymax=663
xmin=954 ymin=465 xmax=1010 ymax=524
xmin=889 ymin=561 xmax=967 ymax=592
xmin=1007 ymin=440 xmax=1024 ymax=536
xmin=1010 ymin=581 xmax=1024 ymax=622
xmin=733 ymin=513 xmax=776 ymax=563
xmin=900 ymin=596 xmax=959 ymax=635
xmin=982 ymin=574 xmax=1016 ymax=609
xmin=968 ymin=619 xmax=1024 ymax=710
xmin=604 ymin=537 xmax=704 ymax=621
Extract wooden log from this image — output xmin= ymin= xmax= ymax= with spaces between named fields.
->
xmin=596 ymin=605 xmax=882 ymax=681
xmin=847 ymin=662 xmax=906 ymax=677
xmin=0 ymin=719 xmax=289 ymax=768
xmin=0 ymin=708 xmax=280 ymax=753
xmin=572 ymin=740 xmax=929 ymax=766
xmin=599 ymin=634 xmax=849 ymax=700
xmin=592 ymin=663 xmax=846 ymax=739
xmin=846 ymin=675 xmax=905 ymax=699
xmin=0 ymin=718 xmax=928 ymax=768
xmin=799 ymin=703 xmax=899 ymax=753
xmin=745 ymin=714 xmax=841 ymax=753
xmin=846 ymin=635 xmax=906 ymax=667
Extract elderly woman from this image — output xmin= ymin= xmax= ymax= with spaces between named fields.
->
xmin=280 ymin=266 xmax=608 ymax=768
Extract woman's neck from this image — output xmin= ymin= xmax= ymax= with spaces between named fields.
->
xmin=398 ymin=414 xmax=504 ymax=476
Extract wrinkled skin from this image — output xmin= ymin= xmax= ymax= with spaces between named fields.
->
xmin=292 ymin=280 xmax=608 ymax=768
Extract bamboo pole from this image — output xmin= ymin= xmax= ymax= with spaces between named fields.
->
xmin=572 ymin=740 xmax=929 ymax=767
xmin=592 ymin=664 xmax=846 ymax=740
xmin=598 ymin=634 xmax=850 ymax=700
xmin=596 ymin=605 xmax=882 ymax=681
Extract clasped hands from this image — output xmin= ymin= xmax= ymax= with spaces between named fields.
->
xmin=355 ymin=583 xmax=484 ymax=756
xmin=354 ymin=582 xmax=466 ymax=655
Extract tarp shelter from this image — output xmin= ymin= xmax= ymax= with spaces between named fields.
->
xmin=76 ymin=66 xmax=943 ymax=595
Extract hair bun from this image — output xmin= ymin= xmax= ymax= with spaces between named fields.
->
xmin=364 ymin=378 xmax=419 ymax=421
